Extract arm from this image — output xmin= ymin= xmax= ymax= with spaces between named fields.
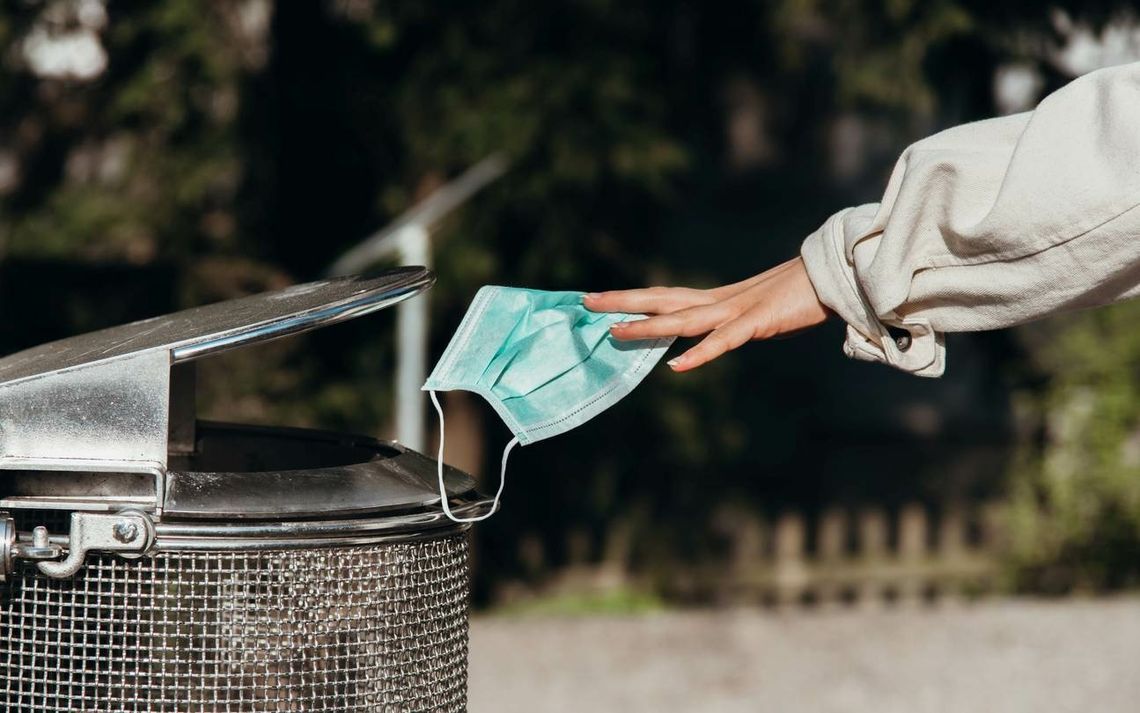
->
xmin=587 ymin=62 xmax=1140 ymax=375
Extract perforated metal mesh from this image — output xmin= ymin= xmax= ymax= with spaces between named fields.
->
xmin=0 ymin=536 xmax=470 ymax=712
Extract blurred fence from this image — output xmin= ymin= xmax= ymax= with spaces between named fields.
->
xmin=685 ymin=502 xmax=1003 ymax=606
xmin=499 ymin=501 xmax=1004 ymax=610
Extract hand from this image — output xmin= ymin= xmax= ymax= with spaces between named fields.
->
xmin=583 ymin=256 xmax=830 ymax=372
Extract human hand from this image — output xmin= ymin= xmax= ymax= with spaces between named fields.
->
xmin=583 ymin=256 xmax=830 ymax=372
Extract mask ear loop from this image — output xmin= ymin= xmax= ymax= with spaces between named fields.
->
xmin=430 ymin=390 xmax=518 ymax=523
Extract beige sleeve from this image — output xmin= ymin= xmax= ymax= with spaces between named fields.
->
xmin=801 ymin=62 xmax=1140 ymax=377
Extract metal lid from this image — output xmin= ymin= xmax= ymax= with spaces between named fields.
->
xmin=0 ymin=268 xmax=432 ymax=385
xmin=0 ymin=269 xmax=438 ymax=514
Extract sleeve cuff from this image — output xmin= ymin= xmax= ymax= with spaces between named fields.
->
xmin=800 ymin=205 xmax=946 ymax=377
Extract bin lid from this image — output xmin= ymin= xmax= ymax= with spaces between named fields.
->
xmin=0 ymin=268 xmax=437 ymax=508
xmin=0 ymin=267 xmax=432 ymax=384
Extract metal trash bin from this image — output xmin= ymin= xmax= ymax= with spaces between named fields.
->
xmin=0 ymin=268 xmax=492 ymax=712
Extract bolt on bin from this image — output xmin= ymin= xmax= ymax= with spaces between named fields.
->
xmin=0 ymin=267 xmax=492 ymax=712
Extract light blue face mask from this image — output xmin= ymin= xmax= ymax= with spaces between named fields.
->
xmin=423 ymin=286 xmax=674 ymax=522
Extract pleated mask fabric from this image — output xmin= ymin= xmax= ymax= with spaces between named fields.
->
xmin=423 ymin=286 xmax=674 ymax=521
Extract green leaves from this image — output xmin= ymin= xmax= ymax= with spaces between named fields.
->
xmin=1005 ymin=300 xmax=1140 ymax=592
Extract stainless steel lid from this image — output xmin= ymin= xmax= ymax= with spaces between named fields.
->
xmin=0 ymin=268 xmax=432 ymax=385
xmin=0 ymin=268 xmax=483 ymax=519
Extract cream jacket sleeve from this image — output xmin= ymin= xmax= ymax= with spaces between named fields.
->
xmin=800 ymin=62 xmax=1140 ymax=377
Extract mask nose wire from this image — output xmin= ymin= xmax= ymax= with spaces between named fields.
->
xmin=430 ymin=390 xmax=518 ymax=523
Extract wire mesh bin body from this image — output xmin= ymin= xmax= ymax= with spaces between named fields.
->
xmin=1 ymin=536 xmax=470 ymax=712
xmin=0 ymin=271 xmax=492 ymax=712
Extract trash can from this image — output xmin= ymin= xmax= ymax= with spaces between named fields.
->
xmin=0 ymin=268 xmax=492 ymax=712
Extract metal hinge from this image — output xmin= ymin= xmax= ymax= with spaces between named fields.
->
xmin=0 ymin=510 xmax=155 ymax=580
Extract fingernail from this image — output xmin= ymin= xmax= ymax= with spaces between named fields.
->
xmin=583 ymin=293 xmax=600 ymax=301
xmin=610 ymin=322 xmax=628 ymax=330
xmin=666 ymin=357 xmax=682 ymax=369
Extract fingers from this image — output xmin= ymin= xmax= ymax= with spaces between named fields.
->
xmin=590 ymin=256 xmax=829 ymax=372
xmin=588 ymin=258 xmax=801 ymax=315
xmin=583 ymin=286 xmax=713 ymax=315
xmin=666 ymin=310 xmax=764 ymax=372
xmin=609 ymin=300 xmax=739 ymax=341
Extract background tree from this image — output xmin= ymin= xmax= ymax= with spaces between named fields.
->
xmin=0 ymin=0 xmax=1136 ymax=600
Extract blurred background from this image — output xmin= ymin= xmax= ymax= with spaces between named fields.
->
xmin=1 ymin=1 xmax=1139 ymax=710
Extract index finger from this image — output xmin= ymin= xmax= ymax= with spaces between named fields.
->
xmin=583 ymin=287 xmax=712 ymax=315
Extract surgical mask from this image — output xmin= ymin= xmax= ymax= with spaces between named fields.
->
xmin=423 ymin=286 xmax=674 ymax=522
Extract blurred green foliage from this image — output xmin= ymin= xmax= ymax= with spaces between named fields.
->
xmin=1004 ymin=300 xmax=1140 ymax=593
xmin=0 ymin=0 xmax=1136 ymax=599
xmin=494 ymin=586 xmax=666 ymax=618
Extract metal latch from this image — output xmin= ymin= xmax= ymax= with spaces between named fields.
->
xmin=0 ymin=510 xmax=155 ymax=580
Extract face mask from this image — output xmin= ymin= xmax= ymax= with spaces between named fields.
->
xmin=423 ymin=286 xmax=674 ymax=522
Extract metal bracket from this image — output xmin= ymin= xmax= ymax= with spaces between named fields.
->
xmin=0 ymin=349 xmax=172 ymax=508
xmin=32 ymin=510 xmax=155 ymax=579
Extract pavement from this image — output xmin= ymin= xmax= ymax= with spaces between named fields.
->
xmin=469 ymin=598 xmax=1140 ymax=713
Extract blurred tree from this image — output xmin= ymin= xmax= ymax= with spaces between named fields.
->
xmin=1004 ymin=300 xmax=1140 ymax=593
xmin=1 ymin=0 xmax=259 ymax=263
xmin=0 ymin=0 xmax=1136 ymax=600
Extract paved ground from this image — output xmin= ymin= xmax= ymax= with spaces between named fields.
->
xmin=469 ymin=598 xmax=1140 ymax=713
